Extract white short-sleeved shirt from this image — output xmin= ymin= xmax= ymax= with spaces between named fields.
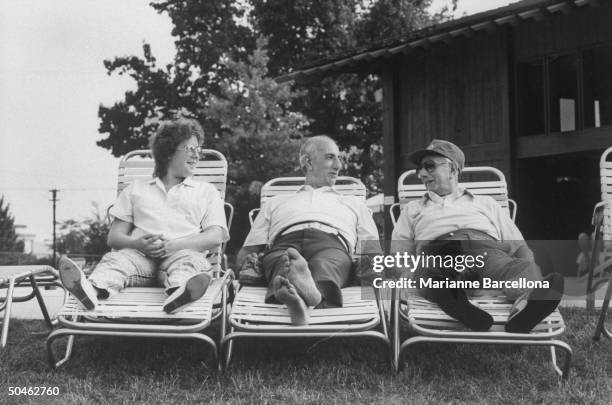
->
xmin=391 ymin=188 xmax=525 ymax=255
xmin=243 ymin=185 xmax=380 ymax=254
xmin=109 ymin=177 xmax=229 ymax=241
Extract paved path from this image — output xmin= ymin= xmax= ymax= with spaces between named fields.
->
xmin=1 ymin=286 xmax=65 ymax=320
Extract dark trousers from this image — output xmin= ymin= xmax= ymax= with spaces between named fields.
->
xmin=415 ymin=229 xmax=542 ymax=301
xmin=263 ymin=229 xmax=352 ymax=307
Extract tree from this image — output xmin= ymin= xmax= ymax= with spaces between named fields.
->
xmin=83 ymin=208 xmax=111 ymax=256
xmin=205 ymin=37 xmax=307 ymax=180
xmin=95 ymin=1 xmax=460 ymax=252
xmin=98 ymin=1 xmax=453 ymax=169
xmin=97 ymin=0 xmax=458 ymax=207
xmin=55 ymin=219 xmax=86 ymax=255
xmin=205 ymin=37 xmax=308 ymax=250
xmin=251 ymin=0 xmax=457 ymax=76
xmin=0 ymin=196 xmax=24 ymax=253
xmin=252 ymin=0 xmax=455 ymax=193
xmin=98 ymin=0 xmax=255 ymax=156
xmin=55 ymin=204 xmax=111 ymax=258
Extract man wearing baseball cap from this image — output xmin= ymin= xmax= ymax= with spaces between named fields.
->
xmin=392 ymin=139 xmax=564 ymax=333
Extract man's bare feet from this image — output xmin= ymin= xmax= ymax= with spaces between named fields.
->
xmin=277 ymin=251 xmax=290 ymax=277
xmin=286 ymin=248 xmax=322 ymax=307
xmin=273 ymin=275 xmax=309 ymax=325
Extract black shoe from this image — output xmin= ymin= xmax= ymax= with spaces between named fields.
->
xmin=505 ymin=273 xmax=564 ymax=333
xmin=430 ymin=286 xmax=493 ymax=332
xmin=163 ymin=273 xmax=212 ymax=314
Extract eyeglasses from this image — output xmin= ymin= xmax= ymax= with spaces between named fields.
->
xmin=178 ymin=145 xmax=202 ymax=155
xmin=417 ymin=160 xmax=451 ymax=173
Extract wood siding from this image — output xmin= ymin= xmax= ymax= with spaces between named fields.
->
xmin=515 ymin=3 xmax=612 ymax=61
xmin=396 ymin=31 xmax=511 ymax=177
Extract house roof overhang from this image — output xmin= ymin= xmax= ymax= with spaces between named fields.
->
xmin=277 ymin=0 xmax=600 ymax=83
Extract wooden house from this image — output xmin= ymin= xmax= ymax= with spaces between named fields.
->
xmin=281 ymin=0 xmax=609 ymax=250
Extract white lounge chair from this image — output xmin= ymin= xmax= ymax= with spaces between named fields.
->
xmin=46 ymin=149 xmax=234 ymax=369
xmin=221 ymin=176 xmax=391 ymax=368
xmin=390 ymin=166 xmax=572 ymax=378
xmin=1 ymin=265 xmax=62 ymax=349
xmin=587 ymin=146 xmax=612 ymax=340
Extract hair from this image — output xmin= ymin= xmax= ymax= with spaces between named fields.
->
xmin=149 ymin=118 xmax=205 ymax=178
xmin=448 ymin=160 xmax=461 ymax=178
xmin=299 ymin=135 xmax=336 ymax=173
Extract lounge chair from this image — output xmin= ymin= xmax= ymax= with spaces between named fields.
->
xmin=587 ymin=146 xmax=612 ymax=340
xmin=1 ymin=265 xmax=62 ymax=348
xmin=390 ymin=166 xmax=572 ymax=378
xmin=46 ymin=149 xmax=234 ymax=369
xmin=220 ymin=176 xmax=391 ymax=369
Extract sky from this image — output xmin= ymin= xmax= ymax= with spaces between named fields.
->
xmin=0 ymin=0 xmax=516 ymax=253
xmin=0 ymin=0 xmax=176 ymax=252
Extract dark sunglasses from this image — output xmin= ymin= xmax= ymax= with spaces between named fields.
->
xmin=417 ymin=160 xmax=451 ymax=173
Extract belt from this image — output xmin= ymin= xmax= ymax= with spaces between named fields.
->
xmin=279 ymin=221 xmax=350 ymax=252
xmin=282 ymin=222 xmax=339 ymax=236
xmin=434 ymin=228 xmax=497 ymax=241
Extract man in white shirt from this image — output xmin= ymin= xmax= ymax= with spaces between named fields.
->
xmin=59 ymin=118 xmax=229 ymax=314
xmin=237 ymin=136 xmax=380 ymax=325
xmin=392 ymin=139 xmax=564 ymax=332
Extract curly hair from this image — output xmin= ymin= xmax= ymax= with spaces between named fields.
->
xmin=149 ymin=118 xmax=205 ymax=178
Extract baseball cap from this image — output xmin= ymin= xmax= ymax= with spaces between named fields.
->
xmin=407 ymin=139 xmax=465 ymax=171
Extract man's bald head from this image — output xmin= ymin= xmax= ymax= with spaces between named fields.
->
xmin=299 ymin=135 xmax=337 ymax=173
xmin=299 ymin=135 xmax=342 ymax=188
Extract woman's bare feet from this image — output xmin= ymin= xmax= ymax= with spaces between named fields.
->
xmin=273 ymin=275 xmax=309 ymax=325
xmin=286 ymin=248 xmax=322 ymax=307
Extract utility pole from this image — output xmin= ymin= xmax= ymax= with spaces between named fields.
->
xmin=50 ymin=189 xmax=59 ymax=266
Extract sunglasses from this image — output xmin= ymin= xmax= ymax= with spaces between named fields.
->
xmin=178 ymin=144 xmax=203 ymax=155
xmin=417 ymin=160 xmax=451 ymax=173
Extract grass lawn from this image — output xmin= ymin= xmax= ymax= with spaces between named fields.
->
xmin=0 ymin=308 xmax=610 ymax=404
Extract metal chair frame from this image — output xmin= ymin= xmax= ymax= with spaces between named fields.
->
xmin=587 ymin=146 xmax=612 ymax=340
xmin=390 ymin=166 xmax=572 ymax=378
xmin=1 ymin=265 xmax=63 ymax=348
xmin=221 ymin=176 xmax=391 ymax=369
xmin=46 ymin=149 xmax=234 ymax=369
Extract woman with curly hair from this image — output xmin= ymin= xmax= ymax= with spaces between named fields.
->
xmin=59 ymin=118 xmax=229 ymax=313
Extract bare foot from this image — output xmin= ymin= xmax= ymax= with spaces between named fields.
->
xmin=273 ymin=275 xmax=309 ymax=325
xmin=277 ymin=251 xmax=290 ymax=277
xmin=286 ymin=247 xmax=322 ymax=307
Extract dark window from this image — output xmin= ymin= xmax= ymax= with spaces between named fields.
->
xmin=548 ymin=54 xmax=578 ymax=133
xmin=583 ymin=45 xmax=612 ymax=128
xmin=516 ymin=60 xmax=545 ymax=136
xmin=516 ymin=44 xmax=612 ymax=136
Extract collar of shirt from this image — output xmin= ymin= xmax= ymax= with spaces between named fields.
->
xmin=421 ymin=187 xmax=474 ymax=204
xmin=148 ymin=176 xmax=196 ymax=192
xmin=295 ymin=184 xmax=341 ymax=194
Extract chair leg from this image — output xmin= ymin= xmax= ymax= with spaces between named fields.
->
xmin=587 ymin=217 xmax=603 ymax=310
xmin=390 ymin=294 xmax=400 ymax=373
xmin=593 ymin=275 xmax=612 ymax=341
xmin=1 ymin=279 xmax=16 ymax=348
xmin=221 ymin=327 xmax=235 ymax=370
xmin=550 ymin=345 xmax=559 ymax=375
xmin=603 ymin=324 xmax=612 ymax=339
xmin=29 ymin=276 xmax=54 ymax=328
xmin=46 ymin=330 xmax=75 ymax=369
xmin=549 ymin=341 xmax=573 ymax=380
xmin=400 ymin=336 xmax=572 ymax=379
xmin=192 ymin=334 xmax=218 ymax=367
xmin=218 ymin=285 xmax=229 ymax=372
